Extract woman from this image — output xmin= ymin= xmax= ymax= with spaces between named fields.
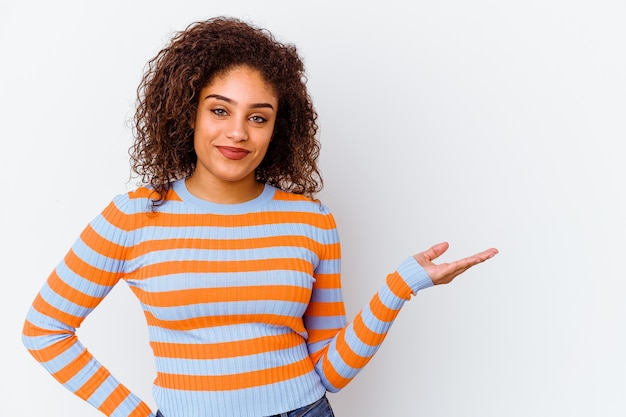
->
xmin=22 ymin=16 xmax=497 ymax=417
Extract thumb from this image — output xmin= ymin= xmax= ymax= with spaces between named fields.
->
xmin=414 ymin=242 xmax=449 ymax=265
xmin=426 ymin=241 xmax=449 ymax=261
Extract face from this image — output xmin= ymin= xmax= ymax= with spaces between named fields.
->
xmin=191 ymin=66 xmax=278 ymax=190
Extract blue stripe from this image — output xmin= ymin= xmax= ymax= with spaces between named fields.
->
xmin=25 ymin=307 xmax=75 ymax=333
xmin=309 ymin=288 xmax=343 ymax=303
xmin=114 ymin=223 xmax=337 ymax=242
xmin=86 ymin=374 xmax=120 ymax=409
xmin=41 ymin=341 xmax=86 ymax=373
xmin=360 ymin=303 xmax=391 ymax=334
xmin=152 ymin=371 xmax=326 ymax=417
xmin=145 ymin=300 xmax=307 ymax=320
xmin=314 ymin=259 xmax=340 ymax=273
xmin=64 ymin=357 xmax=101 ymax=391
xmin=89 ymin=213 xmax=133 ymax=247
xmin=324 ymin=337 xmax=360 ymax=379
xmin=303 ymin=315 xmax=346 ymax=330
xmin=147 ymin=322 xmax=294 ymax=344
xmin=131 ymin=245 xmax=318 ymax=264
xmin=341 ymin=321 xmax=381 ymax=358
xmin=55 ymin=261 xmax=116 ymax=298
xmin=39 ymin=283 xmax=95 ymax=319
xmin=72 ymin=238 xmax=126 ymax=273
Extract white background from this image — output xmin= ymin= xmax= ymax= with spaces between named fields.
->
xmin=2 ymin=0 xmax=625 ymax=416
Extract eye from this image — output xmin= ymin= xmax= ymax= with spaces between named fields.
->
xmin=211 ymin=108 xmax=228 ymax=116
xmin=250 ymin=115 xmax=268 ymax=124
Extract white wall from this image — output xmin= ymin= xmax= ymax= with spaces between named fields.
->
xmin=2 ymin=0 xmax=625 ymax=416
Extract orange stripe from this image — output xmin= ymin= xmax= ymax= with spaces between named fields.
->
xmin=335 ymin=329 xmax=371 ymax=369
xmin=321 ymin=355 xmax=351 ymax=389
xmin=129 ymin=187 xmax=182 ymax=201
xmin=150 ymin=332 xmax=303 ymax=359
xmin=102 ymin=209 xmax=335 ymax=231
xmin=305 ymin=301 xmax=345 ymax=317
xmin=271 ymin=190 xmax=313 ymax=202
xmin=368 ymin=293 xmax=399 ymax=323
xmin=352 ymin=314 xmax=386 ymax=347
xmin=306 ymin=328 xmax=339 ymax=346
xmin=64 ymin=249 xmax=120 ymax=286
xmin=98 ymin=384 xmax=131 ymax=415
xmin=47 ymin=271 xmax=102 ymax=309
xmin=322 ymin=242 xmax=340 ymax=259
xmin=80 ymin=224 xmax=128 ymax=261
xmin=144 ymin=311 xmax=306 ymax=333
xmin=156 ymin=357 xmax=313 ymax=391
xmin=312 ymin=273 xmax=342 ymax=289
xmin=22 ymin=320 xmax=62 ymax=337
xmin=309 ymin=348 xmax=325 ymax=365
xmin=129 ymin=402 xmax=153 ymax=417
xmin=134 ymin=235 xmax=328 ymax=253
xmin=138 ymin=258 xmax=313 ymax=279
xmin=101 ymin=202 xmax=135 ymax=231
xmin=26 ymin=333 xmax=76 ymax=363
xmin=137 ymin=284 xmax=311 ymax=307
xmin=386 ymin=271 xmax=412 ymax=300
xmin=32 ymin=293 xmax=83 ymax=329
xmin=52 ymin=348 xmax=91 ymax=384
xmin=75 ymin=367 xmax=110 ymax=400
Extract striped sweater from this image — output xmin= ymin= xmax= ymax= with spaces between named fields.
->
xmin=22 ymin=179 xmax=433 ymax=417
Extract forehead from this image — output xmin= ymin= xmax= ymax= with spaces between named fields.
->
xmin=205 ymin=65 xmax=277 ymax=98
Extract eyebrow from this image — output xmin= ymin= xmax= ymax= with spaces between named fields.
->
xmin=204 ymin=94 xmax=275 ymax=110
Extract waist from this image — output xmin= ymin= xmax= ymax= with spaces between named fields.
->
xmin=153 ymin=371 xmax=327 ymax=417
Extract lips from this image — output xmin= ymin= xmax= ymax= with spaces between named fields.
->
xmin=217 ymin=146 xmax=250 ymax=160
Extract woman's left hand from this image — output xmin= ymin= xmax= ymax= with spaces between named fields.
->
xmin=413 ymin=242 xmax=498 ymax=285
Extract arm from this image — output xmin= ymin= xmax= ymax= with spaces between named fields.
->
xmin=305 ymin=254 xmax=432 ymax=392
xmin=305 ymin=214 xmax=498 ymax=392
xmin=22 ymin=196 xmax=155 ymax=417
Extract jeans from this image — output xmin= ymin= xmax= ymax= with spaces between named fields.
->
xmin=155 ymin=394 xmax=335 ymax=417
xmin=270 ymin=395 xmax=334 ymax=417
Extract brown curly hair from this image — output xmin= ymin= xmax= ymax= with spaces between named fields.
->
xmin=130 ymin=16 xmax=322 ymax=207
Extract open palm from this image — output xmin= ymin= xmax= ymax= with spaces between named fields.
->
xmin=414 ymin=242 xmax=498 ymax=285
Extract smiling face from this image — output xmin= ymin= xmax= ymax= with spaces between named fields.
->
xmin=187 ymin=66 xmax=278 ymax=202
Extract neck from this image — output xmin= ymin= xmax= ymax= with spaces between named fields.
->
xmin=185 ymin=175 xmax=264 ymax=204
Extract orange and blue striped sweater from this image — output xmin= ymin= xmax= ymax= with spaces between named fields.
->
xmin=22 ymin=179 xmax=433 ymax=417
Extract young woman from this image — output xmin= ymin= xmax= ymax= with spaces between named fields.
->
xmin=22 ymin=16 xmax=498 ymax=417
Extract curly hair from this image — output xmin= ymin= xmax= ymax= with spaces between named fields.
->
xmin=130 ymin=16 xmax=322 ymax=207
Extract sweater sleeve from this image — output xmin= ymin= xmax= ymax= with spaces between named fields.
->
xmin=21 ymin=195 xmax=155 ymax=417
xmin=304 ymin=213 xmax=433 ymax=392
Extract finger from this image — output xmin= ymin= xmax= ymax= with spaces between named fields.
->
xmin=432 ymin=258 xmax=487 ymax=284
xmin=428 ymin=263 xmax=473 ymax=285
xmin=447 ymin=248 xmax=498 ymax=272
xmin=424 ymin=242 xmax=449 ymax=261
xmin=441 ymin=261 xmax=474 ymax=277
xmin=428 ymin=247 xmax=498 ymax=285
xmin=459 ymin=248 xmax=498 ymax=265
xmin=413 ymin=242 xmax=448 ymax=267
xmin=473 ymin=248 xmax=499 ymax=262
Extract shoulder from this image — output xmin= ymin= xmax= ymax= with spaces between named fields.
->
xmin=108 ymin=186 xmax=152 ymax=215
xmin=269 ymin=188 xmax=337 ymax=232
xmin=110 ymin=183 xmax=183 ymax=215
xmin=271 ymin=188 xmax=332 ymax=215
xmin=98 ymin=184 xmax=180 ymax=231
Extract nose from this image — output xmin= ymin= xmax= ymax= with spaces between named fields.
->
xmin=226 ymin=117 xmax=248 ymax=142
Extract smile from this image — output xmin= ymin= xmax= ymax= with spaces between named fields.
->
xmin=217 ymin=146 xmax=250 ymax=160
